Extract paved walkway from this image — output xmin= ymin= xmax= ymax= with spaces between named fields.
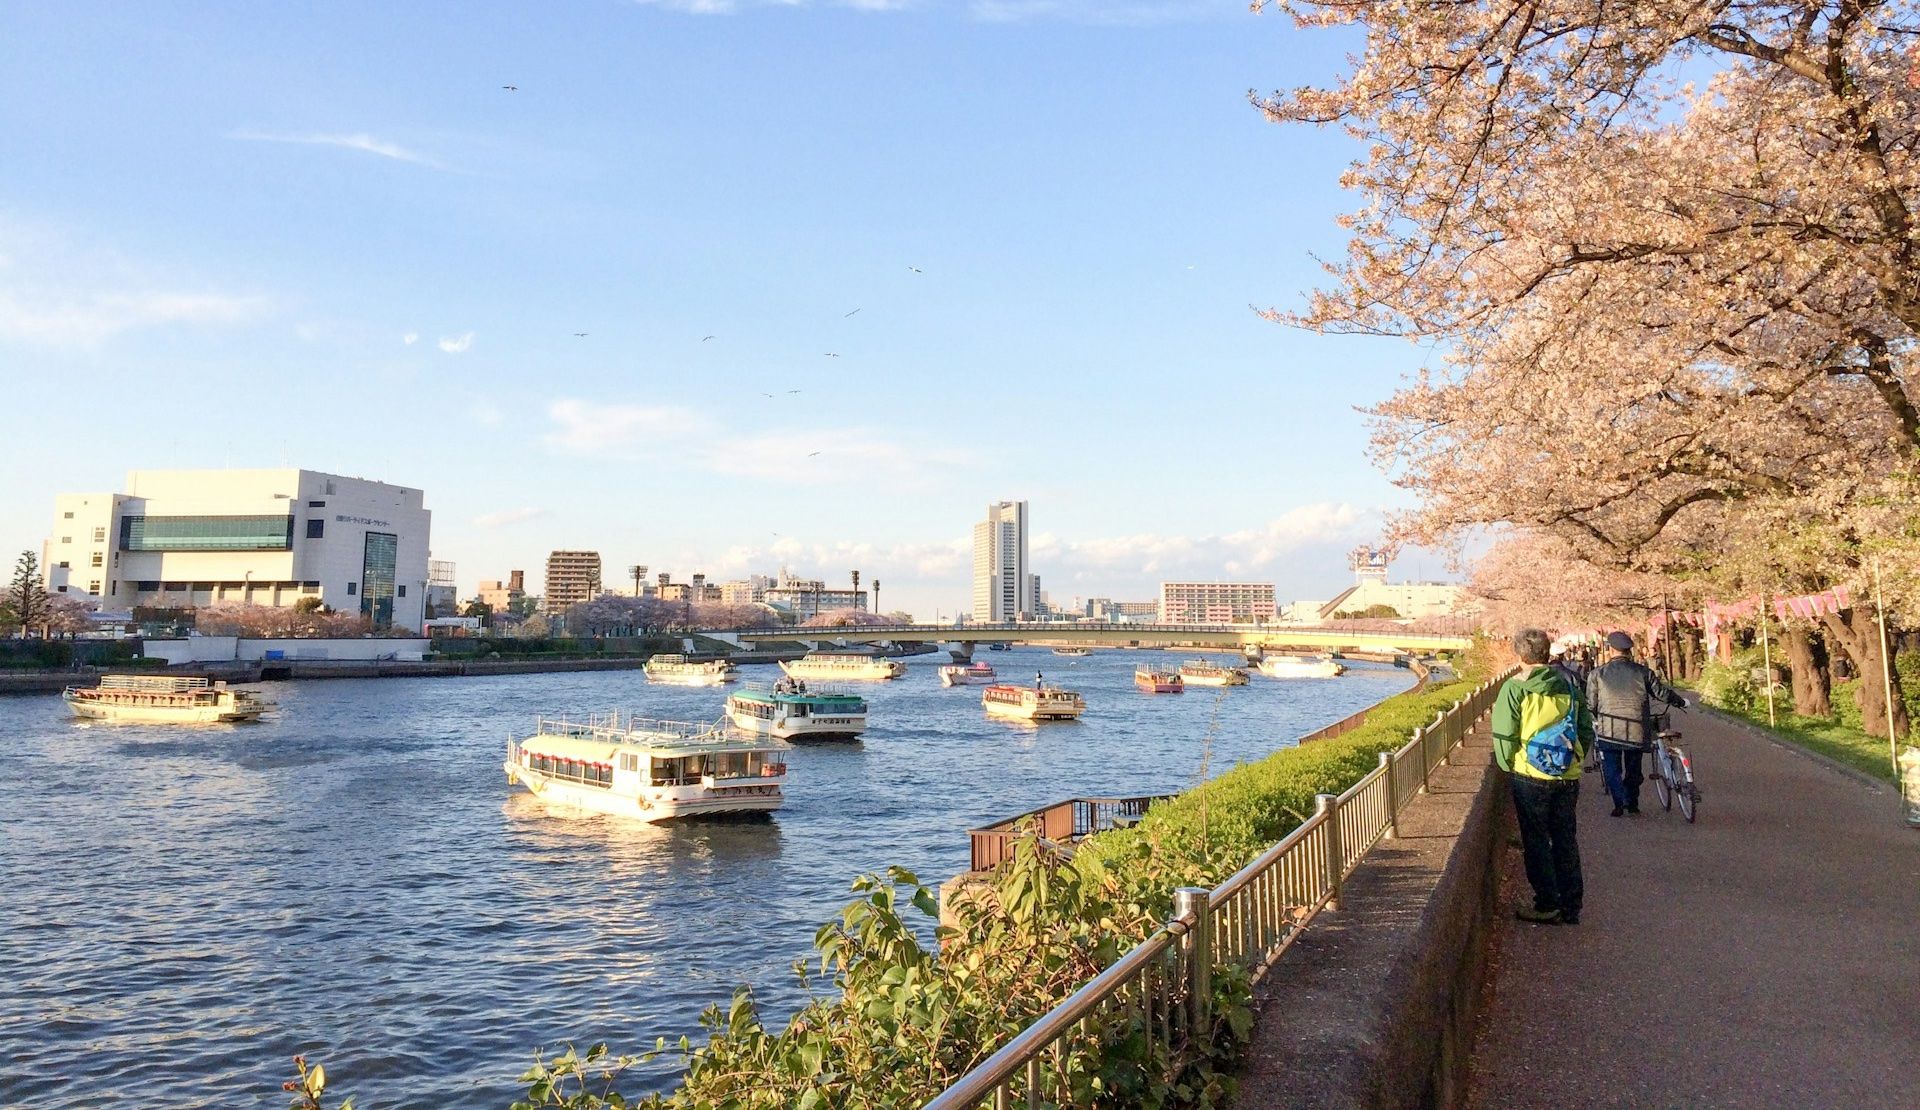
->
xmin=1469 ymin=707 xmax=1920 ymax=1108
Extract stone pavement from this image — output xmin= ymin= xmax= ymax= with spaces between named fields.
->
xmin=1468 ymin=706 xmax=1920 ymax=1108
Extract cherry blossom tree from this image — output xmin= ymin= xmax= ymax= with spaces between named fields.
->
xmin=1262 ymin=0 xmax=1918 ymax=734
xmin=801 ymin=608 xmax=898 ymax=629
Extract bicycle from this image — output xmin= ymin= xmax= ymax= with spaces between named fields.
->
xmin=1647 ymin=717 xmax=1699 ymax=823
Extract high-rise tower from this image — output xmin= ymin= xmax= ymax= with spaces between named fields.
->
xmin=971 ymin=500 xmax=1031 ymax=622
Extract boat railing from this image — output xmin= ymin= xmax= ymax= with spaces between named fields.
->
xmin=98 ymin=674 xmax=212 ymax=693
xmin=531 ymin=713 xmax=730 ymax=743
xmin=966 ymin=796 xmax=1171 ymax=873
xmin=741 ymin=680 xmax=858 ymax=697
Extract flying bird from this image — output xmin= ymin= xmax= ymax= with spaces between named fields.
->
xmin=807 ymin=451 xmax=821 ymax=457
xmin=760 ymin=392 xmax=775 ymax=399
xmin=907 ymin=266 xmax=923 ymax=273
xmin=824 ymin=352 xmax=840 ymax=358
xmin=786 ymin=389 xmax=802 ymax=394
xmin=502 ymin=85 xmax=518 ymax=91
xmin=844 ymin=308 xmax=861 ymax=317
xmin=702 ymin=335 xmax=715 ymax=342
xmin=572 ymin=332 xmax=588 ymax=337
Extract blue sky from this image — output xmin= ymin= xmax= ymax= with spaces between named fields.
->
xmin=0 ymin=1 xmax=1450 ymax=617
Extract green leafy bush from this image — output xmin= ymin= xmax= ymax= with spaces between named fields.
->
xmin=1699 ymin=652 xmax=1760 ymax=715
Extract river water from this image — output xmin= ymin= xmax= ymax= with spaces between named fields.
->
xmin=0 ymin=649 xmax=1411 ymax=1107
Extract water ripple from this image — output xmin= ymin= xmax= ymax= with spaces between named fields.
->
xmin=0 ymin=650 xmax=1408 ymax=1107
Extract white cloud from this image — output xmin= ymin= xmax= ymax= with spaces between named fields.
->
xmin=0 ymin=218 xmax=270 ymax=349
xmin=1034 ymin=503 xmax=1373 ymax=581
xmin=543 ymin=398 xmax=709 ymax=455
xmin=403 ymin=332 xmax=419 ymax=346
xmin=474 ymin=506 xmax=550 ymax=528
xmin=227 ymin=130 xmax=450 ymax=170
xmin=438 ymin=331 xmax=474 ymax=354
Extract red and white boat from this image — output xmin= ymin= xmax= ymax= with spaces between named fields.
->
xmin=939 ymin=661 xmax=998 ymax=687
xmin=1134 ymin=666 xmax=1184 ymax=693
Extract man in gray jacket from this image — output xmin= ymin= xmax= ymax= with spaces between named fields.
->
xmin=1586 ymin=631 xmax=1688 ymax=816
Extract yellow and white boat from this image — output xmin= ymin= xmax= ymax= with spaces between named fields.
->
xmin=779 ymin=652 xmax=905 ymax=681
xmin=506 ymin=713 xmax=788 ymax=821
xmin=64 ymin=674 xmax=270 ymax=724
xmin=643 ymin=653 xmax=738 ymax=685
xmin=1178 ymin=659 xmax=1250 ymax=687
xmin=982 ymin=682 xmax=1085 ymax=722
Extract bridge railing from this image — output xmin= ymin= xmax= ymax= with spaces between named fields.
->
xmin=922 ymin=670 xmax=1511 ymax=1110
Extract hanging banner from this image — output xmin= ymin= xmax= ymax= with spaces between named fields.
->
xmin=1771 ymin=586 xmax=1853 ymax=621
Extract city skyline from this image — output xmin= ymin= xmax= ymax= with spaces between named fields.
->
xmin=1 ymin=4 xmax=1452 ymax=618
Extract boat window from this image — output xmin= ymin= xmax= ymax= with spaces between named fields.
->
xmin=620 ymin=754 xmax=638 ymax=772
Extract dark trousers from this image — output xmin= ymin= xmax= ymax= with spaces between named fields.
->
xmin=1601 ymin=747 xmax=1645 ymax=809
xmin=1511 ymin=776 xmax=1583 ymax=918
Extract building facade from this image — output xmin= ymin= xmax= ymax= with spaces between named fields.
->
xmin=477 ymin=570 xmax=525 ymax=612
xmin=721 ymin=574 xmax=774 ymax=605
xmin=1158 ymin=581 xmax=1277 ymax=624
xmin=971 ymin=500 xmax=1031 ymax=622
xmin=44 ymin=468 xmax=431 ymax=628
xmin=426 ymin=560 xmax=458 ymax=616
xmin=1316 ymin=548 xmax=1464 ymax=620
xmin=545 ymin=550 xmax=602 ymax=615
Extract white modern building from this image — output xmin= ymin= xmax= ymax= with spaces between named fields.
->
xmin=1316 ymin=546 xmax=1465 ymax=620
xmin=971 ymin=500 xmax=1032 ymax=622
xmin=1159 ymin=581 xmax=1278 ymax=624
xmin=44 ymin=468 xmax=432 ymax=629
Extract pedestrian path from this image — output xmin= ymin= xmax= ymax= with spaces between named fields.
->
xmin=1469 ymin=707 xmax=1920 ymax=1107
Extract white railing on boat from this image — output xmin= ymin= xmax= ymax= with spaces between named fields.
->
xmin=739 ymin=681 xmax=859 ymax=697
xmin=529 ymin=713 xmax=731 ymax=743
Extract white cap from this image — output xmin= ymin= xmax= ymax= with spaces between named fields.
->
xmin=1549 ymin=643 xmax=1567 ymax=657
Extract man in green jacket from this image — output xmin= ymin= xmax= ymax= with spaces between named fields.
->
xmin=1492 ymin=627 xmax=1595 ymax=925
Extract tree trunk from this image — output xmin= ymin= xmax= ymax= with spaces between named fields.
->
xmin=1782 ymin=626 xmax=1832 ymax=718
xmin=1816 ymin=609 xmax=1910 ymax=740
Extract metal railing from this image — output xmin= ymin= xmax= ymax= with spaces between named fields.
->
xmin=924 ymin=671 xmax=1512 ymax=1109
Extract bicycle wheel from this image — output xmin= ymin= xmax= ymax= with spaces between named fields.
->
xmin=1652 ymin=747 xmax=1674 ymax=811
xmin=1674 ymin=749 xmax=1697 ymax=823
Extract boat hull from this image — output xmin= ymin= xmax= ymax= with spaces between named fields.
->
xmin=505 ymin=761 xmax=782 ymax=820
xmin=983 ymin=700 xmax=1084 ymax=721
xmin=939 ymin=668 xmax=998 ymax=687
xmin=727 ymin=708 xmax=867 ymax=742
xmin=1134 ymin=676 xmax=1184 ymax=693
xmin=64 ymin=696 xmax=263 ymax=724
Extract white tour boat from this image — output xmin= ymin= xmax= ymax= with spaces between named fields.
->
xmin=1051 ymin=646 xmax=1093 ymax=657
xmin=982 ymin=682 xmax=1086 ymax=722
xmin=1178 ymin=659 xmax=1250 ymax=687
xmin=643 ymin=653 xmax=738 ymax=685
xmin=1257 ymin=653 xmax=1347 ymax=679
xmin=505 ymin=713 xmax=788 ymax=821
xmin=938 ymin=661 xmax=997 ymax=687
xmin=64 ymin=674 xmax=270 ymax=724
xmin=779 ymin=652 xmax=905 ymax=681
xmin=727 ymin=680 xmax=870 ymax=741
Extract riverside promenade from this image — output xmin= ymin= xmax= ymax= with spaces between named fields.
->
xmin=1469 ymin=706 xmax=1920 ymax=1106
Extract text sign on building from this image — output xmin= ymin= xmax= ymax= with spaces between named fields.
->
xmin=336 ymin=514 xmax=392 ymax=527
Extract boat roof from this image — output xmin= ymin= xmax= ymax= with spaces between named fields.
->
xmin=521 ymin=714 xmax=787 ymax=755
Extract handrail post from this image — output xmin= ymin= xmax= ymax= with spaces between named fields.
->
xmin=1380 ymin=750 xmax=1398 ymax=838
xmin=1316 ymin=793 xmax=1342 ymax=910
xmin=1415 ymin=727 xmax=1430 ymax=793
xmin=1174 ymin=887 xmax=1211 ymax=1036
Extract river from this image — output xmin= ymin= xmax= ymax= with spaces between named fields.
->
xmin=0 ymin=649 xmax=1412 ymax=1107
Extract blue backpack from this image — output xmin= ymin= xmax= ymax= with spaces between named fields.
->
xmin=1524 ymin=696 xmax=1582 ymax=777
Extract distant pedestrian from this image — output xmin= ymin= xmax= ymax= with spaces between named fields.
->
xmin=1586 ymin=630 xmax=1688 ymax=817
xmin=1493 ymin=627 xmax=1594 ymax=925
xmin=1549 ymin=642 xmax=1584 ymax=692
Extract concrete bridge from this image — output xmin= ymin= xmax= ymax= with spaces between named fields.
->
xmin=708 ymin=622 xmax=1470 ymax=659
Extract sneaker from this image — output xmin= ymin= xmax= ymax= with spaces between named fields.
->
xmin=1626 ymin=805 xmax=1640 ymax=815
xmin=1610 ymin=805 xmax=1625 ymax=817
xmin=1514 ymin=906 xmax=1562 ymax=924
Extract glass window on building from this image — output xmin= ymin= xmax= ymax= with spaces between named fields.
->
xmin=306 ymin=519 xmax=325 ymax=539
xmin=92 ymin=527 xmax=106 ymax=542
xmin=360 ymin=532 xmax=397 ymax=626
xmin=119 ymin=515 xmax=294 ymax=552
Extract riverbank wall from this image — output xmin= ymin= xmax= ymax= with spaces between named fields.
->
xmin=1230 ymin=713 xmax=1502 ymax=1108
